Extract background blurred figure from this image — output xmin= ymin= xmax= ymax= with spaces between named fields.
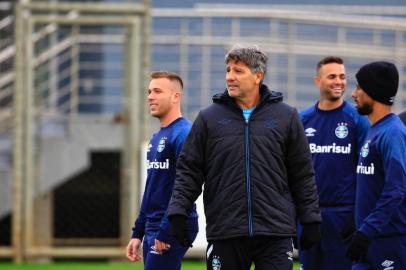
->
xmin=167 ymin=44 xmax=321 ymax=270
xmin=126 ymin=71 xmax=198 ymax=270
xmin=348 ymin=61 xmax=406 ymax=269
xmin=399 ymin=111 xmax=406 ymax=125
xmin=298 ymin=56 xmax=370 ymax=270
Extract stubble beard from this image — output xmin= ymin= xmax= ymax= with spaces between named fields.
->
xmin=356 ymin=103 xmax=373 ymax=115
xmin=328 ymin=95 xmax=342 ymax=102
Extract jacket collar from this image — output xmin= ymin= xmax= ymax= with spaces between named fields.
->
xmin=212 ymin=84 xmax=283 ymax=108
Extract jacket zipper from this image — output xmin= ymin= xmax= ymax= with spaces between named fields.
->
xmin=244 ymin=121 xmax=253 ymax=236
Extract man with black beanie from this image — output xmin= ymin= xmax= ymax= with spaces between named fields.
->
xmin=348 ymin=61 xmax=406 ymax=269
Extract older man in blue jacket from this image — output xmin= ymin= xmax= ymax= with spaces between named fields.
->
xmin=167 ymin=44 xmax=322 ymax=270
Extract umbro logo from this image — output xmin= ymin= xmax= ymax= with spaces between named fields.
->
xmin=305 ymin=127 xmax=316 ymax=137
xmin=217 ymin=118 xmax=231 ymax=125
xmin=264 ymin=120 xmax=273 ymax=129
xmin=150 ymin=245 xmax=162 ymax=255
xmin=381 ymin=260 xmax=394 ymax=270
xmin=286 ymin=250 xmax=293 ymax=261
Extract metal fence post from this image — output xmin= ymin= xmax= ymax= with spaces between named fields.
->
xmin=12 ymin=2 xmax=25 ymax=262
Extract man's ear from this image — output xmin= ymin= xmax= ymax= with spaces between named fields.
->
xmin=314 ymin=75 xmax=321 ymax=88
xmin=256 ymin=72 xmax=264 ymax=84
xmin=173 ymin=91 xmax=181 ymax=103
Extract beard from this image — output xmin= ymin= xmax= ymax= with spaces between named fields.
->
xmin=321 ymin=88 xmax=344 ymax=102
xmin=328 ymin=95 xmax=342 ymax=102
xmin=356 ymin=102 xmax=373 ymax=115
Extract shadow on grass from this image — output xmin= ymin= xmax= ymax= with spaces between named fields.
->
xmin=0 ymin=259 xmax=300 ymax=270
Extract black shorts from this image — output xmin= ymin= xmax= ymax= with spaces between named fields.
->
xmin=206 ymin=236 xmax=294 ymax=270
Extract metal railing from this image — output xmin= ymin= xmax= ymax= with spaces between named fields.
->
xmin=0 ymin=0 xmax=149 ymax=262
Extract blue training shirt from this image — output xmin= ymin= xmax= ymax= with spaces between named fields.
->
xmin=242 ymin=107 xmax=255 ymax=123
xmin=356 ymin=113 xmax=406 ymax=239
xmin=300 ymin=101 xmax=370 ymax=208
xmin=132 ymin=117 xmax=198 ymax=241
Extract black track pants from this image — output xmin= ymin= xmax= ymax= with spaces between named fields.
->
xmin=206 ymin=236 xmax=294 ymax=270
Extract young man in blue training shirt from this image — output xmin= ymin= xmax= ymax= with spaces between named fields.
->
xmin=348 ymin=61 xmax=406 ymax=269
xmin=126 ymin=71 xmax=198 ymax=270
xmin=299 ymin=56 xmax=370 ymax=270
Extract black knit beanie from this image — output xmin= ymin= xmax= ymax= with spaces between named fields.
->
xmin=355 ymin=61 xmax=399 ymax=105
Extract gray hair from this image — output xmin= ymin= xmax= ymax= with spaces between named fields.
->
xmin=225 ymin=44 xmax=268 ymax=77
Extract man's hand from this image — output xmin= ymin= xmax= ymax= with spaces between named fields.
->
xmin=154 ymin=239 xmax=171 ymax=253
xmin=340 ymin=215 xmax=355 ymax=244
xmin=346 ymin=231 xmax=370 ymax=262
xmin=300 ymin=223 xmax=321 ymax=250
xmin=126 ymin=238 xmax=143 ymax=262
xmin=169 ymin=215 xmax=192 ymax=247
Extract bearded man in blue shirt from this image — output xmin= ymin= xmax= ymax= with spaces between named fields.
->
xmin=349 ymin=61 xmax=406 ymax=269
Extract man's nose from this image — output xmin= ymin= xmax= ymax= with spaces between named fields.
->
xmin=226 ymin=72 xmax=234 ymax=81
xmin=147 ymin=92 xmax=154 ymax=100
xmin=351 ymin=89 xmax=356 ymax=99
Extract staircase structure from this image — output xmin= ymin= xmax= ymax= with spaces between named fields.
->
xmin=0 ymin=0 xmax=148 ymax=262
xmin=0 ymin=0 xmax=14 ymax=222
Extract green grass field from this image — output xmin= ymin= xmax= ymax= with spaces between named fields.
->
xmin=0 ymin=260 xmax=301 ymax=269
